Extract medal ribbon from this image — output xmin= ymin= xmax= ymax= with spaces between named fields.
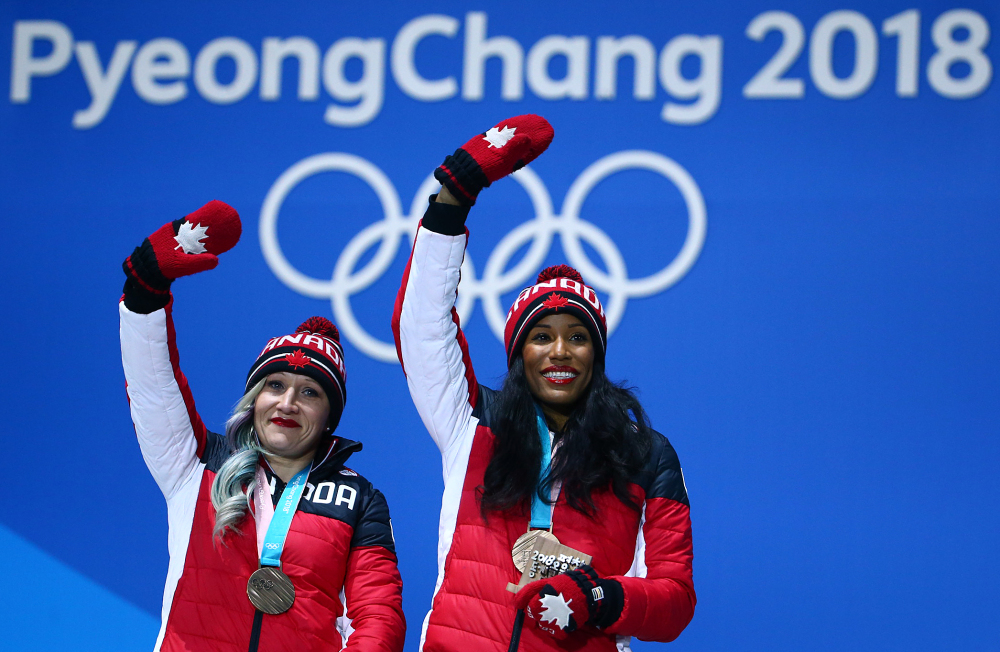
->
xmin=529 ymin=404 xmax=555 ymax=529
xmin=253 ymin=462 xmax=311 ymax=567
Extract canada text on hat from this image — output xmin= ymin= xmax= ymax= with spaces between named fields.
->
xmin=245 ymin=316 xmax=348 ymax=419
xmin=506 ymin=276 xmax=605 ymax=323
xmin=257 ymin=330 xmax=346 ymax=379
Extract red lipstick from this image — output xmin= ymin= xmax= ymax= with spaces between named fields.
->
xmin=271 ymin=417 xmax=300 ymax=428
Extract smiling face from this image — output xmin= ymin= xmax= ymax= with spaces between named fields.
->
xmin=253 ymin=372 xmax=331 ymax=462
xmin=521 ymin=313 xmax=595 ymax=427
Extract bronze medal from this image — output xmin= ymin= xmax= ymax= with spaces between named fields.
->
xmin=507 ymin=530 xmax=592 ymax=594
xmin=512 ymin=530 xmax=560 ymax=573
xmin=247 ymin=566 xmax=295 ymax=614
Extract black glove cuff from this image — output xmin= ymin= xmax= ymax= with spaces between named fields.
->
xmin=592 ymin=578 xmax=624 ymax=629
xmin=122 ymin=278 xmax=171 ymax=314
xmin=122 ymin=238 xmax=172 ymax=314
xmin=567 ymin=566 xmax=624 ymax=629
xmin=434 ymin=147 xmax=490 ymax=205
xmin=421 ymin=195 xmax=471 ymax=236
xmin=124 ymin=239 xmax=172 ymax=292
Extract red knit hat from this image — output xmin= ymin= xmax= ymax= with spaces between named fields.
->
xmin=503 ymin=265 xmax=607 ymax=368
xmin=246 ymin=316 xmax=347 ymax=430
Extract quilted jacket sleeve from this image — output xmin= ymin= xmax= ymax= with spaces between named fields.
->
xmin=605 ymin=436 xmax=696 ymax=642
xmin=119 ymin=296 xmax=209 ymax=501
xmin=341 ymin=489 xmax=405 ymax=652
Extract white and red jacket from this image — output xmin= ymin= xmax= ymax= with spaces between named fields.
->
xmin=392 ymin=201 xmax=695 ymax=652
xmin=120 ymin=298 xmax=405 ymax=652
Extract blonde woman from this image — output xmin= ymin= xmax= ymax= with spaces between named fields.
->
xmin=120 ymin=201 xmax=404 ymax=652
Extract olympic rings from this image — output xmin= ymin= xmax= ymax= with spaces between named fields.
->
xmin=259 ymin=150 xmax=706 ymax=363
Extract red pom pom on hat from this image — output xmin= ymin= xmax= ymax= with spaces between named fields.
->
xmin=536 ymin=264 xmax=583 ymax=284
xmin=296 ymin=316 xmax=340 ymax=342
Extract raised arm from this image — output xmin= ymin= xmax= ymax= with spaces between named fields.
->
xmin=391 ymin=196 xmax=478 ymax=458
xmin=118 ymin=201 xmax=241 ymax=500
xmin=391 ymin=115 xmax=554 ymax=459
xmin=120 ymin=298 xmax=208 ymax=500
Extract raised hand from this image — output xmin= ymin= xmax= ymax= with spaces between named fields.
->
xmin=124 ymin=200 xmax=241 ymax=295
xmin=434 ymin=114 xmax=553 ymax=205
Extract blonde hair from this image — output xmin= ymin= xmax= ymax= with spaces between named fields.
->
xmin=209 ymin=379 xmax=266 ymax=542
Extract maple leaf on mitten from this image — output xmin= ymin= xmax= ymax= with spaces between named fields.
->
xmin=435 ymin=114 xmax=554 ymax=205
xmin=516 ymin=576 xmax=587 ymax=640
xmin=484 ymin=125 xmax=517 ymax=148
xmin=173 ymin=221 xmax=210 ymax=254
xmin=124 ymin=200 xmax=241 ymax=294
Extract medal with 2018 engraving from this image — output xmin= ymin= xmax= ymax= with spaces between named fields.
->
xmin=249 ymin=463 xmax=311 ymax=613
xmin=507 ymin=530 xmax=591 ymax=593
xmin=247 ymin=566 xmax=296 ymax=614
xmin=512 ymin=530 xmax=554 ymax=573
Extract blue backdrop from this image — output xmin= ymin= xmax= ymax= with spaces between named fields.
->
xmin=1 ymin=1 xmax=997 ymax=650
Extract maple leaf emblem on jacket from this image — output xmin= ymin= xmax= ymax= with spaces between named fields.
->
xmin=542 ymin=293 xmax=570 ymax=310
xmin=538 ymin=591 xmax=574 ymax=630
xmin=284 ymin=349 xmax=311 ymax=369
xmin=174 ymin=221 xmax=210 ymax=254
xmin=483 ymin=125 xmax=516 ymax=148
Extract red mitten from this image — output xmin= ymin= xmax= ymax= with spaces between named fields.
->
xmin=434 ymin=114 xmax=554 ymax=205
xmin=514 ymin=566 xmax=624 ymax=639
xmin=124 ymin=200 xmax=241 ymax=294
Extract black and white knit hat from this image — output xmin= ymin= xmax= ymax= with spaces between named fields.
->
xmin=246 ymin=316 xmax=347 ymax=430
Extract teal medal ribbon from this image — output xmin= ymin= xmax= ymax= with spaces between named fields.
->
xmin=529 ymin=404 xmax=555 ymax=529
xmin=260 ymin=463 xmax=311 ymax=567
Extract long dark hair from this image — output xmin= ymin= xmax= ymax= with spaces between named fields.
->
xmin=480 ymin=356 xmax=653 ymax=517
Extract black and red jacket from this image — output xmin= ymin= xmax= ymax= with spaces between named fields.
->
xmin=120 ymin=298 xmax=405 ymax=652
xmin=392 ymin=200 xmax=695 ymax=652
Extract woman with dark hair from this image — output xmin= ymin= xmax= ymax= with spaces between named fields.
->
xmin=119 ymin=201 xmax=405 ymax=652
xmin=392 ymin=116 xmax=695 ymax=652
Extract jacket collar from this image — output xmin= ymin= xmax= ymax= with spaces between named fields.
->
xmin=312 ymin=435 xmax=362 ymax=471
